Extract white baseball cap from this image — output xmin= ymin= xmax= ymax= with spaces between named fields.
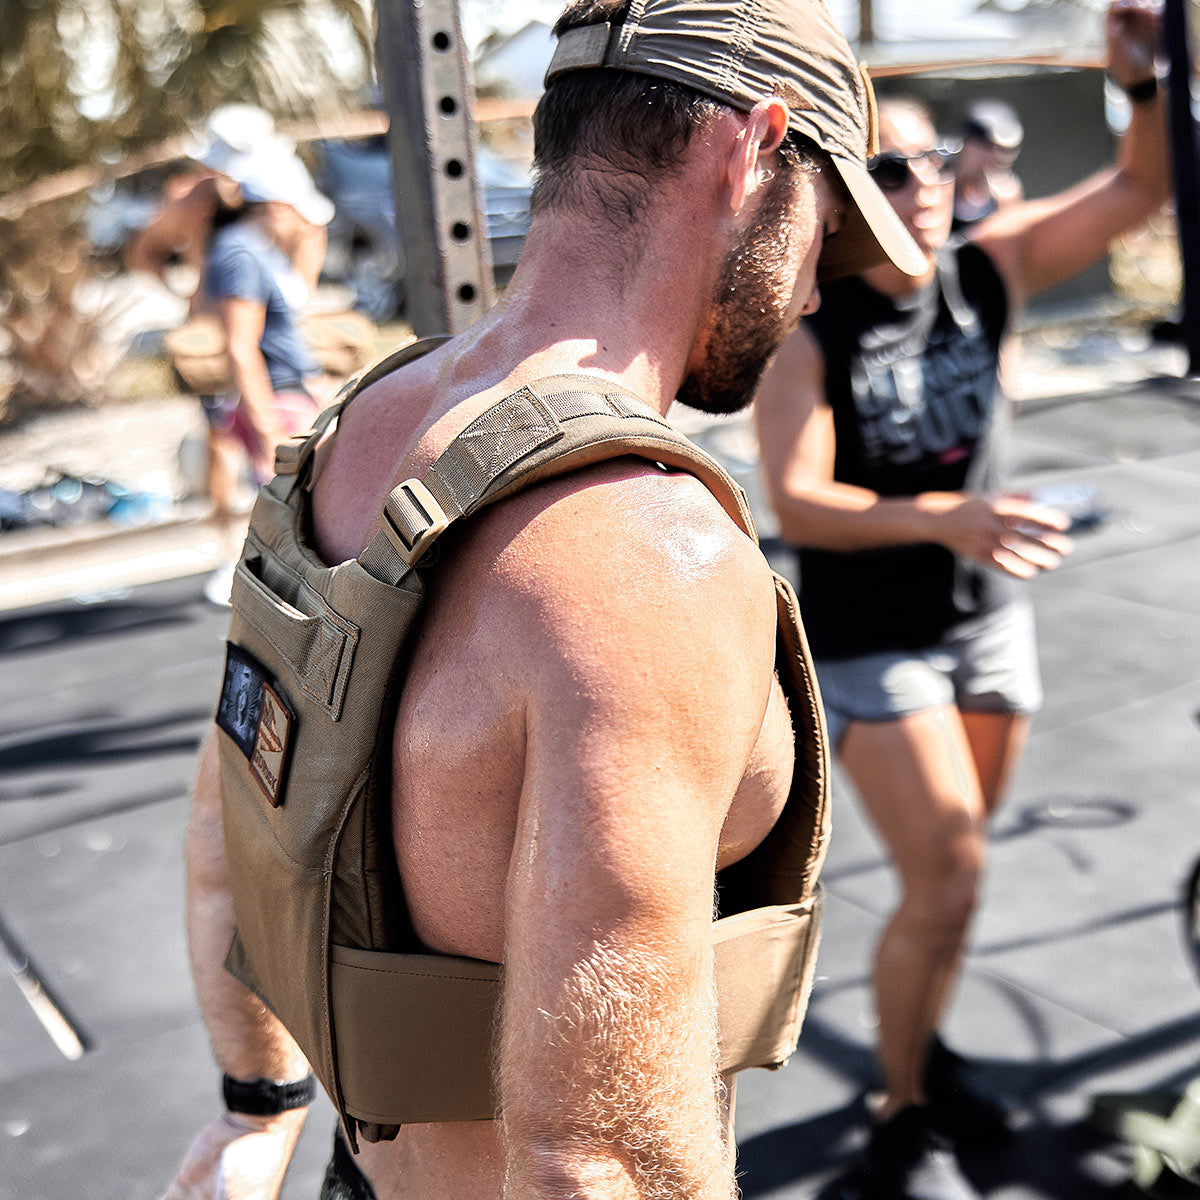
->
xmin=220 ymin=146 xmax=335 ymax=227
xmin=187 ymin=104 xmax=297 ymax=174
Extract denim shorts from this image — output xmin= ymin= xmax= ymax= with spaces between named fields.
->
xmin=814 ymin=602 xmax=1043 ymax=750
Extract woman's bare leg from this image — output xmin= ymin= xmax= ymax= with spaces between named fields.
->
xmin=960 ymin=711 xmax=1030 ymax=818
xmin=207 ymin=427 xmax=246 ymax=558
xmin=921 ymin=710 xmax=1031 ymax=1032
xmin=840 ymin=706 xmax=986 ymax=1118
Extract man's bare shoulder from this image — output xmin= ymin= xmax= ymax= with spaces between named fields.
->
xmin=463 ymin=458 xmax=779 ymax=685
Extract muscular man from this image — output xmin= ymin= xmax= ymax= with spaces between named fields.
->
xmin=165 ymin=2 xmax=922 ymax=1197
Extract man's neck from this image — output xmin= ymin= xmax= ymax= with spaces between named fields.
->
xmin=449 ymin=205 xmax=720 ymax=417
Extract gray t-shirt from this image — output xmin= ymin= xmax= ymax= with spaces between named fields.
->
xmin=205 ymin=222 xmax=316 ymax=391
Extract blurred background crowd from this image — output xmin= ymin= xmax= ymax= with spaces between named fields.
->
xmin=0 ymin=0 xmax=1189 ymax=461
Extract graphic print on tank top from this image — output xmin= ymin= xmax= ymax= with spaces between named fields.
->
xmin=850 ymin=311 xmax=993 ymax=475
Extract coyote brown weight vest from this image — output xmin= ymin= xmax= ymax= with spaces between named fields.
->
xmin=217 ymin=339 xmax=831 ymax=1147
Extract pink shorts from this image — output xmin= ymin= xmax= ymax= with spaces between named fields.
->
xmin=227 ymin=389 xmax=318 ymax=484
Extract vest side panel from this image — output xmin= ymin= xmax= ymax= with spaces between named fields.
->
xmin=220 ymin=488 xmax=428 ymax=1127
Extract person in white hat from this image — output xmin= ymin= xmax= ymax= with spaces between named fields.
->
xmin=191 ymin=137 xmax=336 ymax=605
xmin=125 ymin=107 xmax=335 ymax=596
xmin=125 ymin=105 xmax=330 ymax=303
xmin=204 ymin=145 xmax=331 ymax=459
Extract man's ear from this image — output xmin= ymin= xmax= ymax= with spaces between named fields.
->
xmin=727 ymin=98 xmax=791 ymax=212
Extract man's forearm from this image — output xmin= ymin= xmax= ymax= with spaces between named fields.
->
xmin=188 ymin=733 xmax=309 ymax=1081
xmin=500 ymin=938 xmax=735 ymax=1200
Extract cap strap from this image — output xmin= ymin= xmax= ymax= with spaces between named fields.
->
xmin=859 ymin=64 xmax=880 ymax=158
xmin=545 ymin=22 xmax=615 ymax=84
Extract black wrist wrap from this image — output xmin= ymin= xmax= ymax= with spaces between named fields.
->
xmin=222 ymin=1072 xmax=316 ymax=1116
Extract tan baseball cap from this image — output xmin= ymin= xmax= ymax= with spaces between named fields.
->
xmin=544 ymin=0 xmax=926 ymax=279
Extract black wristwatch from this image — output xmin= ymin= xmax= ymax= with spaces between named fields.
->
xmin=222 ymin=1072 xmax=317 ymax=1116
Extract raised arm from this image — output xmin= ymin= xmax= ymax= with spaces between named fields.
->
xmin=498 ymin=475 xmax=783 ymax=1199
xmin=754 ymin=325 xmax=1071 ymax=578
xmin=971 ymin=0 xmax=1168 ymax=304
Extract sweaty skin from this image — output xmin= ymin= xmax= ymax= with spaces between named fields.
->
xmin=168 ymin=94 xmax=838 ymax=1200
xmin=315 ymin=349 xmax=797 ymax=1200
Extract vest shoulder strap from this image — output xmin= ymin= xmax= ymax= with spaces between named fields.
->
xmin=357 ymin=372 xmax=758 ymax=586
xmin=271 ymin=335 xmax=453 ymax=484
xmin=271 ymin=344 xmax=756 ymax=579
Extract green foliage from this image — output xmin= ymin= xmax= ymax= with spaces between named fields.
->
xmin=0 ymin=0 xmax=373 ymax=192
xmin=0 ymin=0 xmax=373 ymax=425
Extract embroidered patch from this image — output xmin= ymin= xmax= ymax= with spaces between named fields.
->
xmin=216 ymin=644 xmax=295 ymax=807
xmin=250 ymin=682 xmax=292 ymax=805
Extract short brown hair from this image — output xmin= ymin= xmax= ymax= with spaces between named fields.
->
xmin=533 ymin=0 xmax=814 ymax=227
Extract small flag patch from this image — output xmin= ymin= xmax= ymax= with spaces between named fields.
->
xmin=216 ymin=644 xmax=295 ymax=807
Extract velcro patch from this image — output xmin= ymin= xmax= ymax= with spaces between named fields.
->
xmin=216 ymin=643 xmax=294 ymax=807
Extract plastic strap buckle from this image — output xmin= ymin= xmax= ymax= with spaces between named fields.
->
xmin=545 ymin=22 xmax=613 ymax=84
xmin=381 ymin=479 xmax=450 ymax=567
xmin=274 ymin=433 xmax=311 ymax=477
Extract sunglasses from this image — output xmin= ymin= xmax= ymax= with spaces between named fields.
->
xmin=867 ymin=147 xmax=958 ymax=192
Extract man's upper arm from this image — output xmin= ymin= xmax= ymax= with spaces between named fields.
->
xmin=497 ymin=479 xmax=776 ymax=1195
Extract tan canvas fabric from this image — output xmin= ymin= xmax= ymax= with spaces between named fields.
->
xmin=165 ymin=310 xmax=375 ymax=396
xmin=219 ymin=342 xmax=831 ymax=1144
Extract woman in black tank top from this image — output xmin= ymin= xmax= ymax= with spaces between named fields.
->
xmin=754 ymin=32 xmax=1169 ymax=1195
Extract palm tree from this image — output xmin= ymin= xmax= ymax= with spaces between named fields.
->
xmin=0 ymin=0 xmax=372 ymax=423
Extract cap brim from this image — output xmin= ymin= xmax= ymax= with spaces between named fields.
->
xmin=818 ymin=155 xmax=928 ymax=282
xmin=295 ymin=192 xmax=335 ymax=227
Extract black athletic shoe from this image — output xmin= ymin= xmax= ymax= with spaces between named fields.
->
xmin=923 ymin=1035 xmax=1019 ymax=1143
xmin=857 ymin=1105 xmax=981 ymax=1200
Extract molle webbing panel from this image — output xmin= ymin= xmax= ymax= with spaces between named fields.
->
xmin=354 ymin=374 xmax=758 ymax=588
xmin=220 ymin=347 xmax=830 ymax=1141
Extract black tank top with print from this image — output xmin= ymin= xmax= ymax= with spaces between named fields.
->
xmin=796 ymin=238 xmax=1014 ymax=659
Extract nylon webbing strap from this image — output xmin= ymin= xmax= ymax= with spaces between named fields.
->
xmin=272 ymin=401 xmax=343 ymax=484
xmin=358 ymin=375 xmax=754 ymax=586
xmin=271 ymin=336 xmax=454 ymax=490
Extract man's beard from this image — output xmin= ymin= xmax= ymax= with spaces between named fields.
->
xmin=676 ymin=168 xmax=803 ymax=415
